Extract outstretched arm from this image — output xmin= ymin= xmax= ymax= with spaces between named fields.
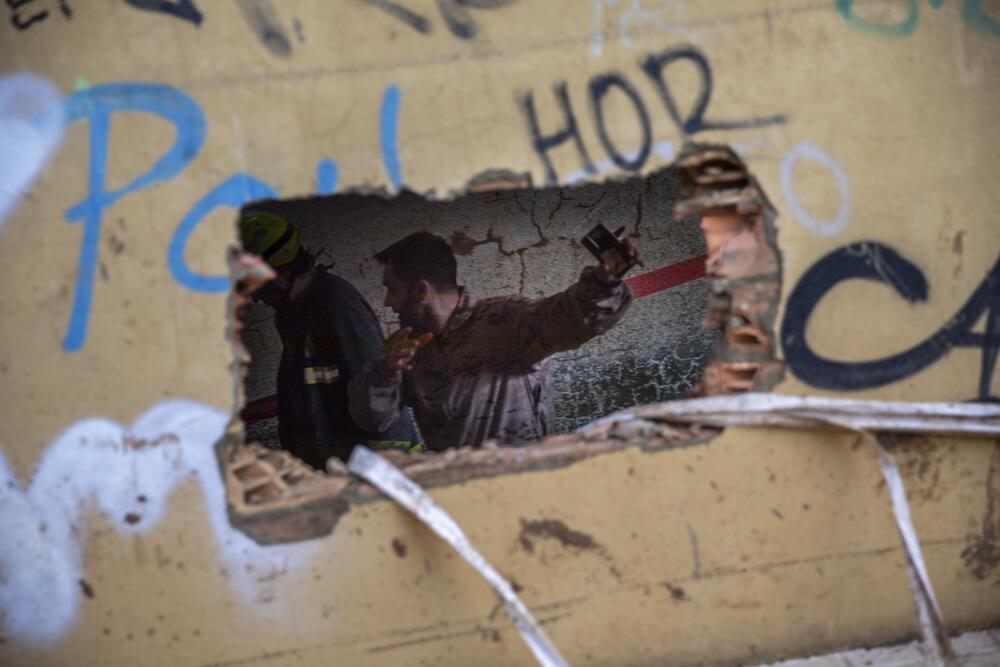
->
xmin=505 ymin=231 xmax=641 ymax=364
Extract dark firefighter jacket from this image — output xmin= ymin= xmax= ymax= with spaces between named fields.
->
xmin=275 ymin=270 xmax=418 ymax=468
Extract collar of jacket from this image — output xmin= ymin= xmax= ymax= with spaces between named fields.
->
xmin=440 ymin=287 xmax=476 ymax=337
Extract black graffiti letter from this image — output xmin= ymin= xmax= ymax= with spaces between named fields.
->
xmin=781 ymin=241 xmax=1000 ymax=400
xmin=360 ymin=0 xmax=431 ymax=34
xmin=519 ymin=82 xmax=596 ymax=185
xmin=124 ymin=0 xmax=203 ymax=26
xmin=589 ymin=73 xmax=651 ymax=172
xmin=8 ymin=0 xmax=48 ymax=30
xmin=437 ymin=0 xmax=518 ymax=39
xmin=641 ymin=46 xmax=787 ymax=136
xmin=235 ymin=0 xmax=291 ymax=57
xmin=362 ymin=0 xmax=516 ymax=39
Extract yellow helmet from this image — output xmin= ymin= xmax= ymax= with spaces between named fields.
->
xmin=239 ymin=212 xmax=301 ymax=268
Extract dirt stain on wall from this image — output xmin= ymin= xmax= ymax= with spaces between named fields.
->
xmin=518 ymin=518 xmax=598 ymax=553
xmin=961 ymin=442 xmax=1000 ymax=581
xmin=517 ymin=517 xmax=621 ymax=579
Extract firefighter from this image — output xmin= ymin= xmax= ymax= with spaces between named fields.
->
xmin=239 ymin=212 xmax=419 ymax=468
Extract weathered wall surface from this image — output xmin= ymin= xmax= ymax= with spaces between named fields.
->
xmin=1 ymin=1 xmax=998 ymax=666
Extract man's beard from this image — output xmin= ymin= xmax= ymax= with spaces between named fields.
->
xmin=397 ymin=298 xmax=435 ymax=334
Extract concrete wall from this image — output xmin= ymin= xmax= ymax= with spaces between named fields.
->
xmin=1 ymin=1 xmax=998 ymax=666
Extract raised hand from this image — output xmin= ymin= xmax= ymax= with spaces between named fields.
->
xmin=595 ymin=226 xmax=644 ymax=283
xmin=377 ymin=327 xmax=434 ymax=379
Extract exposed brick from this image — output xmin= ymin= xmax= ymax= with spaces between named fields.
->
xmin=675 ymin=144 xmax=783 ymax=398
xmin=223 ymin=144 xmax=783 ymax=544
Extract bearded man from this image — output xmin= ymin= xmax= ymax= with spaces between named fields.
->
xmin=348 ymin=231 xmax=639 ymax=451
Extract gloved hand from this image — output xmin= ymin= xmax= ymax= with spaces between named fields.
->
xmin=594 ymin=226 xmax=644 ymax=283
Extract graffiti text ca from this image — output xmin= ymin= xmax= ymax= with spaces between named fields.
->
xmin=781 ymin=241 xmax=1000 ymax=401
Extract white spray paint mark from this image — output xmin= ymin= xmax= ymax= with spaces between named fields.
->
xmin=779 ymin=140 xmax=852 ymax=237
xmin=563 ymin=139 xmax=674 ymax=185
xmin=232 ymin=113 xmax=252 ymax=189
xmin=590 ymin=0 xmax=607 ymax=56
xmin=0 ymin=73 xmax=65 ymax=228
xmin=617 ymin=0 xmax=688 ymax=51
xmin=0 ymin=399 xmax=322 ymax=645
xmin=951 ymin=21 xmax=1000 ymax=86
xmin=590 ymin=0 xmax=690 ymax=57
xmin=732 ymin=135 xmax=771 ymax=161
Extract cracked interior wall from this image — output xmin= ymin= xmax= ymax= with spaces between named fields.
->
xmin=241 ymin=167 xmax=715 ymax=440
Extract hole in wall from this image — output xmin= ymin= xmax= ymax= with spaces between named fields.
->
xmin=238 ymin=167 xmax=713 ymax=458
xmin=221 ymin=143 xmax=782 ymax=544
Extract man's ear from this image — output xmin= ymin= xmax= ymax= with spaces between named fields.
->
xmin=416 ymin=279 xmax=432 ymax=301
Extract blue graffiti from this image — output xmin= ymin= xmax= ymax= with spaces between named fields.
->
xmin=315 ymin=158 xmax=339 ymax=195
xmin=56 ymin=83 xmax=206 ymax=351
xmin=167 ymin=174 xmax=278 ymax=292
xmin=47 ymin=81 xmax=402 ymax=351
xmin=836 ymin=0 xmax=999 ymax=39
xmin=835 ymin=0 xmax=918 ymax=36
xmin=963 ymin=0 xmax=1000 ymax=38
xmin=380 ymin=84 xmax=403 ymax=191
